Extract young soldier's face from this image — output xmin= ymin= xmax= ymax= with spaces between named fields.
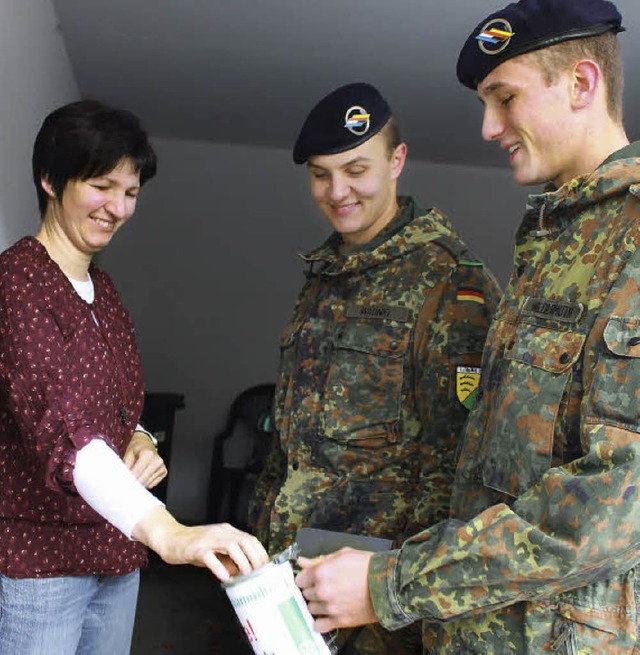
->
xmin=478 ymin=55 xmax=581 ymax=188
xmin=306 ymin=132 xmax=406 ymax=245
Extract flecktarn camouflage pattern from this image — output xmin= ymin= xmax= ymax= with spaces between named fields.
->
xmin=368 ymin=145 xmax=640 ymax=654
xmin=250 ymin=196 xmax=500 ymax=654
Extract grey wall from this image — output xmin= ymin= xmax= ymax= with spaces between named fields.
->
xmin=400 ymin=157 xmax=529 ymax=284
xmin=0 ymin=0 xmax=79 ymax=250
xmin=101 ymin=136 xmax=528 ymax=521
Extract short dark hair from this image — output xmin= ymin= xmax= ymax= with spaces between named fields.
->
xmin=32 ymin=99 xmax=157 ymax=216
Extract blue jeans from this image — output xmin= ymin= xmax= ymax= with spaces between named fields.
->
xmin=0 ymin=571 xmax=140 ymax=655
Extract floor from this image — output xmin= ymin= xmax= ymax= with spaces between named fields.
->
xmin=131 ymin=558 xmax=254 ymax=654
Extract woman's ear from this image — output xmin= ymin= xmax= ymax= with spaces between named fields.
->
xmin=40 ymin=177 xmax=56 ymax=199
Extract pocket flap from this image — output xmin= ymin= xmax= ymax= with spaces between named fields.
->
xmin=505 ymin=325 xmax=585 ymax=373
xmin=557 ymin=602 xmax=625 ymax=636
xmin=333 ymin=324 xmax=409 ymax=358
xmin=603 ymin=316 xmax=640 ymax=358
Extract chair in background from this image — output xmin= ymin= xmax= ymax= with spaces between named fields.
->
xmin=140 ymin=392 xmax=185 ymax=503
xmin=206 ymin=383 xmax=276 ymax=529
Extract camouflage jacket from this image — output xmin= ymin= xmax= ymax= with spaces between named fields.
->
xmin=369 ymin=145 xmax=640 ymax=654
xmin=250 ymin=197 xmax=501 ymax=556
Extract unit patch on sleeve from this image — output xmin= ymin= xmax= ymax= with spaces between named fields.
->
xmin=456 ymin=366 xmax=482 ymax=409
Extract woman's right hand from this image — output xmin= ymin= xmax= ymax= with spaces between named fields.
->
xmin=132 ymin=507 xmax=269 ymax=581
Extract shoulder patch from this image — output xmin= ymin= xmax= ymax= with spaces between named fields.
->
xmin=456 ymin=366 xmax=481 ymax=409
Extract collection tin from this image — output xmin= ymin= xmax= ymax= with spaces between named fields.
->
xmin=223 ymin=559 xmax=334 ymax=655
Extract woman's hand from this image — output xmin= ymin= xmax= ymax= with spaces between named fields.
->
xmin=132 ymin=507 xmax=269 ymax=581
xmin=124 ymin=431 xmax=167 ymax=489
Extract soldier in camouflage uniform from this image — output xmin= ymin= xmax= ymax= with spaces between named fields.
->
xmin=296 ymin=1 xmax=640 ymax=653
xmin=249 ymin=83 xmax=501 ymax=654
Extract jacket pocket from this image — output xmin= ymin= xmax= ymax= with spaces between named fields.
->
xmin=321 ymin=321 xmax=410 ymax=442
xmin=590 ymin=315 xmax=640 ymax=431
xmin=526 ymin=578 xmax=638 ymax=654
xmin=482 ymin=323 xmax=585 ymax=497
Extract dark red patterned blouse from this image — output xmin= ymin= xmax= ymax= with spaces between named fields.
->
xmin=0 ymin=237 xmax=147 ymax=577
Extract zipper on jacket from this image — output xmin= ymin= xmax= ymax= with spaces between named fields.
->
xmin=530 ymin=204 xmax=556 ymax=238
xmin=551 ymin=621 xmax=577 ymax=654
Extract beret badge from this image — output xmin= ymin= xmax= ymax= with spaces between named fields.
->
xmin=292 ymin=82 xmax=391 ymax=163
xmin=344 ymin=105 xmax=371 ymax=136
xmin=476 ymin=18 xmax=516 ymax=55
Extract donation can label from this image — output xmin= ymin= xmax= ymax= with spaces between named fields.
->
xmin=224 ymin=561 xmax=332 ymax=655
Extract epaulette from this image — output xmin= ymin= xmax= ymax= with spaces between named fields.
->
xmin=431 ymin=235 xmax=484 ymax=268
xmin=431 ymin=235 xmax=463 ymax=262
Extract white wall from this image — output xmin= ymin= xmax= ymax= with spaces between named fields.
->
xmin=0 ymin=0 xmax=79 ymax=249
xmin=101 ymin=137 xmax=528 ymax=521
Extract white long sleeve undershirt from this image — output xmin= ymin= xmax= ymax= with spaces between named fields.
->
xmin=73 ymin=439 xmax=164 ymax=539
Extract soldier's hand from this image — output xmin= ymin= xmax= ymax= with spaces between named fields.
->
xmin=296 ymin=548 xmax=378 ymax=632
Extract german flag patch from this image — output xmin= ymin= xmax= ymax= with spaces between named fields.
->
xmin=457 ymin=288 xmax=485 ymax=304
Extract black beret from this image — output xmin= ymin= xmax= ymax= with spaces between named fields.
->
xmin=457 ymin=0 xmax=624 ymax=90
xmin=293 ymin=82 xmax=392 ymax=164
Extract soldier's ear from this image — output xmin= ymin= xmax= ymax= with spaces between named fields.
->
xmin=390 ymin=143 xmax=407 ymax=180
xmin=569 ymin=59 xmax=600 ymax=111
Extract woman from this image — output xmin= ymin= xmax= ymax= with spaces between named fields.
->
xmin=0 ymin=100 xmax=268 ymax=655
